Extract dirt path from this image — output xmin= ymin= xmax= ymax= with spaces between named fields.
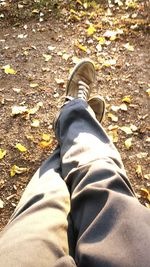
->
xmin=0 ymin=0 xmax=150 ymax=230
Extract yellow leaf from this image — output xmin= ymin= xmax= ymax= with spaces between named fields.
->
xmin=122 ymin=95 xmax=131 ymax=104
xmin=76 ymin=0 xmax=83 ymax=5
xmin=10 ymin=165 xmax=28 ymax=177
xmin=125 ymin=137 xmax=132 ymax=149
xmin=28 ymin=102 xmax=43 ymax=115
xmin=42 ymin=133 xmax=51 ymax=141
xmin=32 ymin=9 xmax=39 ymax=14
xmin=15 ymin=143 xmax=27 ymax=152
xmin=29 ymin=83 xmax=39 ymax=88
xmin=39 ymin=140 xmax=52 ymax=148
xmin=97 ymin=37 xmax=106 ymax=45
xmin=31 ymin=119 xmax=40 ymax=128
xmin=2 ymin=64 xmax=17 ymax=75
xmin=55 ymin=78 xmax=65 ymax=85
xmin=120 ymin=126 xmax=132 ymax=134
xmin=43 ymin=54 xmax=52 ymax=62
xmin=87 ymin=25 xmax=96 ymax=36
xmin=136 ymin=165 xmax=143 ymax=178
xmin=123 ymin=43 xmax=134 ymax=51
xmin=0 ymin=149 xmax=6 ymax=159
xmin=108 ymin=113 xmax=118 ymax=122
xmin=75 ymin=41 xmax=87 ymax=52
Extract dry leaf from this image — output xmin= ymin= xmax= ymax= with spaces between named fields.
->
xmin=0 ymin=149 xmax=6 ymax=159
xmin=136 ymin=165 xmax=143 ymax=178
xmin=146 ymin=88 xmax=150 ymax=96
xmin=125 ymin=137 xmax=132 ymax=149
xmin=96 ymin=43 xmax=102 ymax=52
xmin=31 ymin=119 xmax=40 ymax=127
xmin=42 ymin=133 xmax=51 ymax=141
xmin=43 ymin=54 xmax=52 ymax=62
xmin=72 ymin=56 xmax=81 ymax=64
xmin=15 ymin=143 xmax=27 ymax=152
xmin=141 ymin=188 xmax=150 ymax=202
xmin=108 ymin=113 xmax=118 ymax=122
xmin=29 ymin=83 xmax=39 ymax=88
xmin=130 ymin=124 xmax=138 ymax=132
xmin=12 ymin=105 xmax=28 ymax=115
xmin=75 ymin=41 xmax=87 ymax=52
xmin=97 ymin=37 xmax=106 ymax=45
xmin=10 ymin=165 xmax=28 ymax=177
xmin=102 ymin=59 xmax=116 ymax=67
xmin=62 ymin=53 xmax=71 ymax=61
xmin=123 ymin=43 xmax=134 ymax=51
xmin=55 ymin=78 xmax=65 ymax=85
xmin=144 ymin=174 xmax=150 ymax=180
xmin=0 ymin=199 xmax=4 ymax=209
xmin=87 ymin=25 xmax=96 ymax=35
xmin=108 ymin=129 xmax=118 ymax=143
xmin=2 ymin=64 xmax=17 ymax=75
xmin=122 ymin=95 xmax=131 ymax=103
xmin=136 ymin=152 xmax=148 ymax=159
xmin=120 ymin=126 xmax=132 ymax=134
xmin=39 ymin=140 xmax=52 ymax=148
xmin=120 ymin=103 xmax=128 ymax=111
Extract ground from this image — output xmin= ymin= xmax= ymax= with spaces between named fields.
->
xmin=0 ymin=0 xmax=150 ymax=230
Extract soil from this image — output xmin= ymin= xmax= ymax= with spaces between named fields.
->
xmin=0 ymin=0 xmax=150 ymax=231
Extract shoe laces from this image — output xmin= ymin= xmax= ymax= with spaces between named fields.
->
xmin=77 ymin=80 xmax=90 ymax=101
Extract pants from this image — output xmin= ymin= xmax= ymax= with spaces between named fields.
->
xmin=0 ymin=99 xmax=150 ymax=267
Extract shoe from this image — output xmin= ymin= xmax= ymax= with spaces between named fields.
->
xmin=88 ymin=95 xmax=105 ymax=122
xmin=65 ymin=59 xmax=95 ymax=101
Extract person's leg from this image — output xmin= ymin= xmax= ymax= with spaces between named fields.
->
xmin=0 ymin=147 xmax=76 ymax=267
xmin=55 ymin=98 xmax=150 ymax=267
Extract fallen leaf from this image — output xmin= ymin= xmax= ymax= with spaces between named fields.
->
xmin=2 ymin=65 xmax=17 ymax=75
xmin=120 ymin=126 xmax=133 ymax=134
xmin=62 ymin=53 xmax=71 ymax=61
xmin=146 ymin=88 xmax=150 ymax=96
xmin=144 ymin=174 xmax=150 ymax=180
xmin=97 ymin=37 xmax=106 ymax=45
xmin=29 ymin=83 xmax=39 ymax=88
xmin=15 ymin=143 xmax=27 ymax=152
xmin=102 ymin=59 xmax=116 ymax=67
xmin=0 ymin=149 xmax=6 ymax=159
xmin=123 ymin=43 xmax=134 ymax=51
xmin=87 ymin=25 xmax=96 ymax=35
xmin=42 ymin=133 xmax=51 ymax=141
xmin=122 ymin=95 xmax=131 ymax=104
xmin=108 ymin=113 xmax=118 ymax=122
xmin=48 ymin=46 xmax=56 ymax=51
xmin=11 ymin=105 xmax=28 ymax=115
xmin=0 ymin=199 xmax=4 ymax=209
xmin=130 ymin=124 xmax=138 ymax=132
xmin=136 ymin=165 xmax=143 ymax=178
xmin=55 ymin=78 xmax=65 ymax=85
xmin=75 ymin=41 xmax=87 ymax=52
xmin=31 ymin=119 xmax=40 ymax=127
xmin=141 ymin=188 xmax=150 ymax=202
xmin=39 ymin=140 xmax=52 ymax=148
xmin=28 ymin=102 xmax=43 ymax=115
xmin=108 ymin=129 xmax=118 ymax=143
xmin=32 ymin=9 xmax=39 ymax=14
xmin=10 ymin=165 xmax=28 ymax=177
xmin=43 ymin=54 xmax=52 ymax=62
xmin=72 ymin=56 xmax=81 ymax=64
xmin=125 ymin=137 xmax=132 ymax=149
xmin=96 ymin=43 xmax=102 ymax=52
xmin=119 ymin=103 xmax=128 ymax=111
xmin=136 ymin=152 xmax=148 ymax=159
xmin=108 ymin=125 xmax=119 ymax=131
